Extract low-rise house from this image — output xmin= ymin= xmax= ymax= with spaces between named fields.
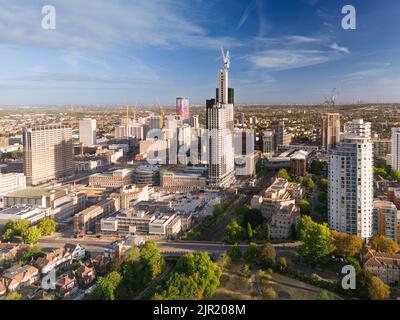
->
xmin=33 ymin=248 xmax=72 ymax=274
xmin=363 ymin=249 xmax=400 ymax=286
xmin=1 ymin=265 xmax=39 ymax=292
xmin=74 ymin=264 xmax=96 ymax=287
xmin=90 ymin=255 xmax=110 ymax=276
xmin=0 ymin=243 xmax=30 ymax=267
xmin=64 ymin=243 xmax=86 ymax=261
xmin=56 ymin=273 xmax=78 ymax=298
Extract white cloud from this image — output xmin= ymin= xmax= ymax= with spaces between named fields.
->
xmin=248 ymin=49 xmax=340 ymax=71
xmin=0 ymin=0 xmax=238 ymax=50
xmin=330 ymin=42 xmax=350 ymax=54
xmin=286 ymin=35 xmax=323 ymax=43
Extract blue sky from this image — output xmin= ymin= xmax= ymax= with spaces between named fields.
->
xmin=0 ymin=0 xmax=400 ymax=105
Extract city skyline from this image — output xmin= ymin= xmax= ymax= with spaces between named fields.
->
xmin=0 ymin=0 xmax=400 ymax=106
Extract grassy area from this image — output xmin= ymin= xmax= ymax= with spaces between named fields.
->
xmin=213 ymin=262 xmax=340 ymax=300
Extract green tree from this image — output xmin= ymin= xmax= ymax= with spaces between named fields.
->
xmin=1 ymin=219 xmax=30 ymax=240
xmin=11 ymin=219 xmax=30 ymax=235
xmin=225 ymin=219 xmax=244 ymax=244
xmin=253 ymin=225 xmax=263 ymax=240
xmin=391 ymin=169 xmax=400 ymax=182
xmin=91 ymin=271 xmax=122 ymax=300
xmin=235 ymin=204 xmax=251 ymax=226
xmin=278 ymin=257 xmax=288 ymax=272
xmin=370 ymin=235 xmax=399 ymax=254
xmin=227 ymin=244 xmax=242 ymax=261
xmin=255 ymin=269 xmax=271 ymax=285
xmin=120 ymin=246 xmax=141 ymax=295
xmin=157 ymin=252 xmax=221 ymax=300
xmin=356 ymin=270 xmax=390 ymax=300
xmin=303 ymin=177 xmax=315 ymax=193
xmin=318 ymin=191 xmax=327 ymax=203
xmin=265 ymin=224 xmax=271 ymax=242
xmin=20 ymin=247 xmax=44 ymax=265
xmin=262 ymin=287 xmax=277 ymax=300
xmin=244 ymin=242 xmax=260 ymax=263
xmin=153 ymin=272 xmax=199 ymax=300
xmin=296 ymin=215 xmax=314 ymax=241
xmin=4 ymin=292 xmax=22 ymax=300
xmin=243 ymin=209 xmax=263 ymax=229
xmin=246 ymin=222 xmax=253 ymax=241
xmin=38 ymin=218 xmax=56 ymax=236
xmin=260 ymin=243 xmax=276 ymax=268
xmin=217 ymin=253 xmax=231 ymax=270
xmin=21 ymin=226 xmax=42 ymax=244
xmin=297 ymin=199 xmax=312 ymax=215
xmin=297 ymin=215 xmax=334 ymax=266
xmin=140 ymin=241 xmax=166 ymax=283
xmin=240 ymin=264 xmax=252 ymax=279
xmin=2 ymin=228 xmax=14 ymax=241
xmin=319 ymin=178 xmax=328 ymax=192
xmin=278 ymin=168 xmax=290 ymax=180
xmin=344 ymin=257 xmax=361 ymax=273
xmin=310 ymin=160 xmax=326 ymax=175
xmin=373 ymin=167 xmax=388 ymax=178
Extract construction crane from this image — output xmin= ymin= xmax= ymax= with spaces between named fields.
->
xmin=324 ymin=88 xmax=340 ymax=106
xmin=220 ymin=46 xmax=230 ymax=69
xmin=125 ymin=105 xmax=129 ymax=124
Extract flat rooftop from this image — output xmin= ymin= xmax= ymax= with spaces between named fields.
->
xmin=5 ymin=187 xmax=47 ymax=198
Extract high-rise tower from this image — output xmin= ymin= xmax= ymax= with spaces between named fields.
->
xmin=321 ymin=113 xmax=340 ymax=151
xmin=206 ymin=48 xmax=235 ymax=187
xmin=391 ymin=128 xmax=400 ymax=170
xmin=79 ymin=118 xmax=97 ymax=146
xmin=23 ymin=124 xmax=74 ymax=186
xmin=328 ymin=119 xmax=373 ymax=241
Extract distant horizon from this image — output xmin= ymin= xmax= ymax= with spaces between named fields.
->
xmin=0 ymin=102 xmax=399 ymax=109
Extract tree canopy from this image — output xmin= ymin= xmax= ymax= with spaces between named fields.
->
xmin=227 ymin=244 xmax=242 ymax=261
xmin=91 ymin=271 xmax=122 ymax=300
xmin=20 ymin=247 xmax=45 ymax=265
xmin=244 ymin=242 xmax=260 ymax=263
xmin=225 ymin=219 xmax=244 ymax=244
xmin=38 ymin=218 xmax=56 ymax=236
xmin=370 ymin=235 xmax=399 ymax=254
xmin=355 ymin=270 xmax=390 ymax=300
xmin=260 ymin=243 xmax=276 ymax=268
xmin=139 ymin=241 xmax=166 ymax=283
xmin=297 ymin=199 xmax=312 ymax=215
xmin=154 ymin=252 xmax=221 ymax=300
xmin=1 ymin=219 xmax=30 ymax=241
xmin=22 ymin=226 xmax=42 ymax=244
xmin=332 ymin=231 xmax=363 ymax=258
xmin=278 ymin=168 xmax=290 ymax=180
xmin=297 ymin=215 xmax=334 ymax=266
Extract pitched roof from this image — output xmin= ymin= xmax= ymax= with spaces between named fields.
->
xmin=364 ymin=249 xmax=400 ymax=268
xmin=34 ymin=248 xmax=71 ymax=268
xmin=75 ymin=264 xmax=95 ymax=278
xmin=2 ymin=265 xmax=39 ymax=283
xmin=56 ymin=274 xmax=76 ymax=287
